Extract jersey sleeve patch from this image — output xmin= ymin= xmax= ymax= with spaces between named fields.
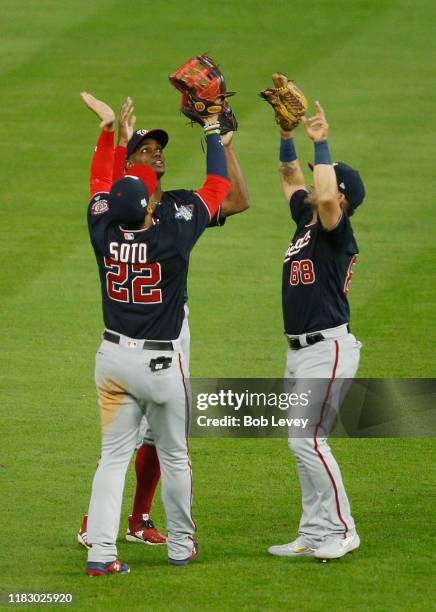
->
xmin=87 ymin=192 xmax=113 ymax=255
xmin=90 ymin=195 xmax=109 ymax=215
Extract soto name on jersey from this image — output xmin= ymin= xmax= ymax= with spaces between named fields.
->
xmin=109 ymin=241 xmax=149 ymax=264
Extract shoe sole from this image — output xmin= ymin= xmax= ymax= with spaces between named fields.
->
xmin=268 ymin=545 xmax=315 ymax=558
xmin=125 ymin=534 xmax=166 ymax=545
xmin=269 ymin=551 xmax=315 ymax=558
xmin=87 ymin=570 xmax=130 ymax=576
xmin=316 ymin=547 xmax=360 ymax=562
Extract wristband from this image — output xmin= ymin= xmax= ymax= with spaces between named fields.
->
xmin=204 ymin=128 xmax=221 ymax=136
xmin=205 ymin=131 xmax=228 ymax=179
xmin=204 ymin=122 xmax=220 ymax=133
xmin=279 ymin=138 xmax=297 ymax=163
xmin=314 ymin=140 xmax=332 ymax=165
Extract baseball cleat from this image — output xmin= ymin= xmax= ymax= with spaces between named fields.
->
xmin=86 ymin=559 xmax=130 ymax=576
xmin=126 ymin=514 xmax=166 ymax=545
xmin=268 ymin=538 xmax=316 ymax=557
xmin=168 ymin=542 xmax=198 ymax=566
xmin=314 ymin=533 xmax=360 ymax=560
xmin=77 ymin=515 xmax=91 ymax=550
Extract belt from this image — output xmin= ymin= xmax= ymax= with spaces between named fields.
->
xmin=103 ymin=330 xmax=174 ymax=351
xmin=287 ymin=324 xmax=350 ymax=351
xmin=287 ymin=333 xmax=325 ymax=350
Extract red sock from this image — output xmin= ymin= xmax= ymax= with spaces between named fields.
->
xmin=132 ymin=444 xmax=161 ymax=517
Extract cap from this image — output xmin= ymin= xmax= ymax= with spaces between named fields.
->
xmin=308 ymin=162 xmax=365 ymax=210
xmin=108 ymin=164 xmax=157 ymax=228
xmin=127 ymin=128 xmax=169 ymax=158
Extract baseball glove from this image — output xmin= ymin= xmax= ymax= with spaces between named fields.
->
xmin=180 ymin=93 xmax=238 ymax=135
xmin=259 ymin=73 xmax=308 ymax=131
xmin=169 ymin=54 xmax=235 ymax=118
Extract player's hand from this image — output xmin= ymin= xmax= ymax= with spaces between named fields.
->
xmin=118 ymin=96 xmax=137 ymax=146
xmin=80 ymin=92 xmax=115 ymax=131
xmin=202 ymin=96 xmax=223 ymax=128
xmin=279 ymin=126 xmax=295 ymax=140
xmin=220 ymin=131 xmax=234 ymax=146
xmin=203 ymin=114 xmax=220 ymax=127
xmin=301 ymin=101 xmax=329 ymax=142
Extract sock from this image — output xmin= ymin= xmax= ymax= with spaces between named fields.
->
xmin=131 ymin=444 xmax=161 ymax=517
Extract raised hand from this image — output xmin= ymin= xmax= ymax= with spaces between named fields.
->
xmin=220 ymin=130 xmax=234 ymax=147
xmin=80 ymin=92 xmax=115 ymax=131
xmin=118 ymin=96 xmax=137 ymax=146
xmin=301 ymin=101 xmax=329 ymax=142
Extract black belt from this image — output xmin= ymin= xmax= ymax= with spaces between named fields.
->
xmin=287 ymin=324 xmax=350 ymax=351
xmin=287 ymin=333 xmax=325 ymax=350
xmin=103 ymin=331 xmax=174 ymax=351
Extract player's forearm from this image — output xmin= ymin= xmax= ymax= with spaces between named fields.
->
xmin=196 ymin=129 xmax=231 ymax=217
xmin=279 ymin=134 xmax=305 ymax=199
xmin=312 ymin=140 xmax=342 ymax=229
xmin=90 ymin=129 xmax=115 ymax=197
xmin=312 ymin=141 xmax=337 ymax=204
xmin=279 ymin=136 xmax=305 ymax=183
xmin=220 ymin=144 xmax=250 ymax=217
xmin=113 ymin=146 xmax=127 ymax=183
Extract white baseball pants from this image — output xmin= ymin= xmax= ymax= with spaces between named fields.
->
xmin=285 ymin=325 xmax=361 ymax=547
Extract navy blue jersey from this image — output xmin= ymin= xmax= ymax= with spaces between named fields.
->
xmin=153 ymin=192 xmax=226 ymax=304
xmin=88 ymin=189 xmax=212 ymax=340
xmin=282 ymin=189 xmax=358 ymax=335
xmin=152 ymin=192 xmax=225 ymax=227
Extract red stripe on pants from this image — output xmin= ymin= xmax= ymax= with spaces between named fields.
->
xmin=178 ymin=353 xmax=196 ymax=532
xmin=313 ymin=340 xmax=349 ymax=537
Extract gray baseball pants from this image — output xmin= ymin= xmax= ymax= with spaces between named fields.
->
xmin=138 ymin=305 xmax=191 ymax=447
xmin=87 ymin=332 xmax=195 ymax=563
xmin=285 ymin=325 xmax=361 ymax=547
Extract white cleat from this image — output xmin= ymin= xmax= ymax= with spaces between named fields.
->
xmin=268 ymin=539 xmax=316 ymax=557
xmin=314 ymin=533 xmax=360 ymax=560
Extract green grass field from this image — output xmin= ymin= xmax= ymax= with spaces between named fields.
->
xmin=1 ymin=0 xmax=435 ymax=610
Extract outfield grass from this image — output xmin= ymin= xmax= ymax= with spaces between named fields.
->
xmin=1 ymin=0 xmax=435 ymax=610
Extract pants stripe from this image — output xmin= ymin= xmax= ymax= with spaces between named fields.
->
xmin=178 ymin=353 xmax=196 ymax=532
xmin=312 ymin=340 xmax=349 ymax=537
xmin=178 ymin=353 xmax=191 ymax=441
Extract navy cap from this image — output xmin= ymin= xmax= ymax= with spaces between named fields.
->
xmin=333 ymin=162 xmax=365 ymax=210
xmin=127 ymin=128 xmax=169 ymax=158
xmin=108 ymin=164 xmax=157 ymax=228
xmin=309 ymin=162 xmax=365 ymax=210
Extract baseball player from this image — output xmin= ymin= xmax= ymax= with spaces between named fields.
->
xmin=78 ymin=94 xmax=249 ymax=551
xmin=82 ymin=95 xmax=232 ymax=575
xmin=267 ymin=100 xmax=365 ymax=560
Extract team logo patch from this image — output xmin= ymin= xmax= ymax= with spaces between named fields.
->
xmin=90 ymin=198 xmax=109 ymax=215
xmin=174 ymin=203 xmax=194 ymax=221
